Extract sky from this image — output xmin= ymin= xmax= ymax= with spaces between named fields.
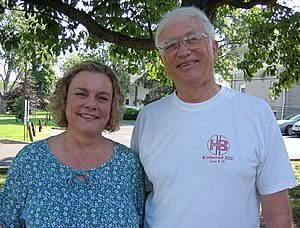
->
xmin=279 ymin=0 xmax=300 ymax=10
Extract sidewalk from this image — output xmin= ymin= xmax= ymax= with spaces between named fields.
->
xmin=0 ymin=122 xmax=134 ymax=173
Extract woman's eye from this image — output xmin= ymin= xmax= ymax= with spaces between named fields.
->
xmin=97 ymin=96 xmax=109 ymax=101
xmin=74 ymin=93 xmax=86 ymax=96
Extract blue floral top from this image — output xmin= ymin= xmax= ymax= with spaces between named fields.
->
xmin=0 ymin=139 xmax=144 ymax=227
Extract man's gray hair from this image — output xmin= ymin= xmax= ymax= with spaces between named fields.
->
xmin=155 ymin=6 xmax=215 ymax=48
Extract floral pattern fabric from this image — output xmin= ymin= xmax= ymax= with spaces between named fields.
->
xmin=0 ymin=139 xmax=144 ymax=227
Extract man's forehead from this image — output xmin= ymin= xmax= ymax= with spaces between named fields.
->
xmin=159 ymin=18 xmax=203 ymax=40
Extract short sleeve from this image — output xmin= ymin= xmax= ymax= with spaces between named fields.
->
xmin=0 ymin=149 xmax=29 ymax=227
xmin=256 ymin=106 xmax=296 ymax=194
xmin=131 ymin=159 xmax=145 ymax=227
xmin=130 ymin=111 xmax=143 ymax=153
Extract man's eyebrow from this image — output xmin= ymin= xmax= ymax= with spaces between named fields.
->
xmin=163 ymin=31 xmax=197 ymax=43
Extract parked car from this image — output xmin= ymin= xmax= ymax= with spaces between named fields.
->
xmin=292 ymin=120 xmax=300 ymax=136
xmin=277 ymin=113 xmax=300 ymax=136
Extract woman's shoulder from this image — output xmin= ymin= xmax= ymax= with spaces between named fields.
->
xmin=113 ymin=141 xmax=139 ymax=160
xmin=110 ymin=142 xmax=142 ymax=174
xmin=113 ymin=141 xmax=135 ymax=153
xmin=8 ymin=139 xmax=50 ymax=176
xmin=20 ymin=139 xmax=48 ymax=153
xmin=14 ymin=139 xmax=49 ymax=162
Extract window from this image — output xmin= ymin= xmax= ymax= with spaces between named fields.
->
xmin=270 ymin=81 xmax=278 ymax=89
xmin=239 ymin=84 xmax=246 ymax=93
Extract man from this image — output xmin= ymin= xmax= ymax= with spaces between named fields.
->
xmin=131 ymin=6 xmax=296 ymax=228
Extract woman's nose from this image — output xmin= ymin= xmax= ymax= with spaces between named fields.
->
xmin=84 ymin=96 xmax=96 ymax=109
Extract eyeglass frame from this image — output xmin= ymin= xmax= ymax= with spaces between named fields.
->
xmin=157 ymin=32 xmax=208 ymax=55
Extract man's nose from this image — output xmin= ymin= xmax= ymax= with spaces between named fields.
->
xmin=177 ymin=40 xmax=191 ymax=56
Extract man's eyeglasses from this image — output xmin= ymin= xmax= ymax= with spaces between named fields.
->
xmin=158 ymin=32 xmax=208 ymax=55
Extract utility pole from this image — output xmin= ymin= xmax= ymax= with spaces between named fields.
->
xmin=22 ymin=60 xmax=28 ymax=141
xmin=281 ymin=88 xmax=286 ymax=119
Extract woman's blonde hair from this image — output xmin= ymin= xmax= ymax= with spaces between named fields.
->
xmin=49 ymin=60 xmax=124 ymax=132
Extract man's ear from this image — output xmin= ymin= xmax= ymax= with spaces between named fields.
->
xmin=159 ymin=53 xmax=165 ymax=65
xmin=212 ymin=40 xmax=218 ymax=63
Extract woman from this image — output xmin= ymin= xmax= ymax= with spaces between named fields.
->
xmin=0 ymin=61 xmax=144 ymax=227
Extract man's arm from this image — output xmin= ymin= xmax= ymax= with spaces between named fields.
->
xmin=261 ymin=189 xmax=293 ymax=228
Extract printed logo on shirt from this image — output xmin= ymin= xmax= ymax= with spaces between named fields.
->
xmin=203 ymin=135 xmax=234 ymax=164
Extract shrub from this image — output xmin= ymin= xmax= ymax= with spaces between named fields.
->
xmin=123 ymin=107 xmax=139 ymax=120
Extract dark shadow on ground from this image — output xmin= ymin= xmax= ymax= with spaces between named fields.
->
xmin=0 ymin=157 xmax=15 ymax=166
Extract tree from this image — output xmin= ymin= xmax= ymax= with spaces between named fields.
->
xmin=0 ymin=9 xmax=59 ymax=115
xmin=0 ymin=10 xmax=58 ymax=91
xmin=5 ymin=75 xmax=46 ymax=115
xmin=59 ymin=47 xmax=131 ymax=95
xmin=1 ymin=0 xmax=299 ymax=95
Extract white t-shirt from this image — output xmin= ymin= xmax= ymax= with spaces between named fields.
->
xmin=131 ymin=87 xmax=296 ymax=228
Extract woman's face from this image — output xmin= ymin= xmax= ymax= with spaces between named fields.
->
xmin=65 ymin=70 xmax=113 ymax=136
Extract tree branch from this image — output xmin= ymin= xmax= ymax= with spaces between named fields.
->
xmin=26 ymin=0 xmax=156 ymax=50
xmin=143 ymin=0 xmax=154 ymax=40
xmin=7 ymin=6 xmax=72 ymax=26
xmin=226 ymin=0 xmax=277 ymax=9
xmin=181 ymin=0 xmax=277 ymax=20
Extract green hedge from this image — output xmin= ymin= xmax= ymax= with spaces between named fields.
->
xmin=123 ymin=108 xmax=140 ymax=120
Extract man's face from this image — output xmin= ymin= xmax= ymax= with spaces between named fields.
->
xmin=159 ymin=17 xmax=218 ymax=89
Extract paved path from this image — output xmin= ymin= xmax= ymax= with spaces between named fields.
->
xmin=0 ymin=122 xmax=134 ymax=172
xmin=282 ymin=135 xmax=300 ymax=160
xmin=1 ymin=125 xmax=300 ymax=172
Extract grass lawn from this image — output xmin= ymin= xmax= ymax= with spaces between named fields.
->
xmin=0 ymin=113 xmax=15 ymax=119
xmin=290 ymin=161 xmax=300 ymax=226
xmin=0 ymin=112 xmax=56 ymax=142
xmin=0 ymin=174 xmax=5 ymax=190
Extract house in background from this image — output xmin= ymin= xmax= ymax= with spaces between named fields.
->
xmin=230 ymin=44 xmax=300 ymax=119
xmin=124 ymin=54 xmax=300 ymax=119
xmin=125 ymin=75 xmax=150 ymax=109
xmin=231 ymin=66 xmax=300 ymax=119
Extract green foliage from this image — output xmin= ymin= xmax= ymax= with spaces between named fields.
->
xmin=1 ymin=0 xmax=299 ymax=98
xmin=143 ymin=82 xmax=173 ymax=105
xmin=32 ymin=62 xmax=57 ymax=99
xmin=290 ymin=185 xmax=300 ymax=226
xmin=0 ymin=174 xmax=5 ymax=190
xmin=290 ymin=161 xmax=300 ymax=226
xmin=60 ymin=47 xmax=131 ymax=95
xmin=0 ymin=9 xmax=59 ymax=110
xmin=237 ymin=6 xmax=300 ymax=96
xmin=123 ymin=107 xmax=140 ymax=120
xmin=5 ymin=77 xmax=48 ymax=115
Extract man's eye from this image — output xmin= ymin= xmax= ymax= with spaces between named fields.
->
xmin=165 ymin=42 xmax=178 ymax=51
xmin=185 ymin=35 xmax=200 ymax=43
xmin=161 ymin=40 xmax=178 ymax=51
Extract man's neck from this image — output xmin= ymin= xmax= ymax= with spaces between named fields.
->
xmin=176 ymin=81 xmax=221 ymax=103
